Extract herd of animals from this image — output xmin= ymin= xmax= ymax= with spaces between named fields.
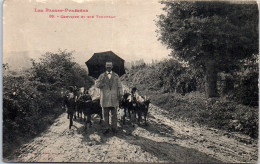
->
xmin=62 ymin=86 xmax=151 ymax=130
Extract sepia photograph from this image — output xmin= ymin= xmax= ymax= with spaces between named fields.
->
xmin=2 ymin=0 xmax=259 ymax=163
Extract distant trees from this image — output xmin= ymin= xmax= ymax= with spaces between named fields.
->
xmin=156 ymin=1 xmax=258 ymax=97
xmin=125 ymin=59 xmax=146 ymax=69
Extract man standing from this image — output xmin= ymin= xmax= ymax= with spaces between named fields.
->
xmin=96 ymin=62 xmax=123 ymax=134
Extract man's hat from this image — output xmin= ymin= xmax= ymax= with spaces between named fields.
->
xmin=106 ymin=62 xmax=113 ymax=67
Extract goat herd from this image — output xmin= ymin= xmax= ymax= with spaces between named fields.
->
xmin=62 ymin=86 xmax=151 ymax=130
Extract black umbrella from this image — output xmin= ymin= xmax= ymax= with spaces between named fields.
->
xmin=85 ymin=51 xmax=126 ymax=79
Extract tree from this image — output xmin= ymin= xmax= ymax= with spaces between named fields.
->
xmin=31 ymin=50 xmax=93 ymax=89
xmin=156 ymin=1 xmax=258 ymax=97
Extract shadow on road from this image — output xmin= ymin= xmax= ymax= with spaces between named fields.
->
xmin=116 ymin=132 xmax=222 ymax=163
xmin=73 ymin=115 xmax=222 ymax=163
xmin=74 ymin=116 xmax=119 ymax=144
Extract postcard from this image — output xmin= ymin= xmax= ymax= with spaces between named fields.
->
xmin=2 ymin=0 xmax=259 ymax=163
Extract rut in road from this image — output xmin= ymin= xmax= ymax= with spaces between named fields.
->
xmin=6 ymin=101 xmax=258 ymax=163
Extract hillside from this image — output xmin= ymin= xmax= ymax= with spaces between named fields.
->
xmin=121 ymin=59 xmax=258 ymax=138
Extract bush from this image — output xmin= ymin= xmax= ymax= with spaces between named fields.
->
xmin=121 ymin=58 xmax=204 ymax=94
xmin=3 ymin=50 xmax=94 ymax=158
xmin=234 ymin=72 xmax=258 ymax=107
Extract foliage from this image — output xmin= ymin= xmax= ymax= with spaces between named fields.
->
xmin=233 ymin=54 xmax=259 ymax=106
xmin=155 ymin=1 xmax=258 ymax=97
xmin=156 ymin=1 xmax=258 ymax=71
xmin=121 ymin=58 xmax=258 ymax=138
xmin=217 ymin=54 xmax=259 ymax=106
xmin=201 ymin=101 xmax=258 ymax=138
xmin=121 ymin=58 xmax=204 ymax=94
xmin=131 ymin=63 xmax=147 ymax=70
xmin=31 ymin=50 xmax=93 ymax=88
xmin=3 ymin=50 xmax=94 ymax=157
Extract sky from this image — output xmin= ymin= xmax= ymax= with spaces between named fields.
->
xmin=3 ymin=0 xmax=171 ymax=65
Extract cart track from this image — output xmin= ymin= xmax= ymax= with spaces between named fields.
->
xmin=4 ymin=85 xmax=258 ymax=162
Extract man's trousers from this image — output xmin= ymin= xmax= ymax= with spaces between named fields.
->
xmin=102 ymin=107 xmax=117 ymax=130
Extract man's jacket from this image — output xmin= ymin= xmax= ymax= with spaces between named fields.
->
xmin=96 ymin=71 xmax=123 ymax=108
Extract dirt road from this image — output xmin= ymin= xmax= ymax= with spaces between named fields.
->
xmin=5 ymin=102 xmax=258 ymax=163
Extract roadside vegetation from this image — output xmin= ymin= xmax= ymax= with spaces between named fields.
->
xmin=121 ymin=55 xmax=258 ymax=138
xmin=3 ymin=50 xmax=94 ymax=157
xmin=121 ymin=1 xmax=259 ymax=139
